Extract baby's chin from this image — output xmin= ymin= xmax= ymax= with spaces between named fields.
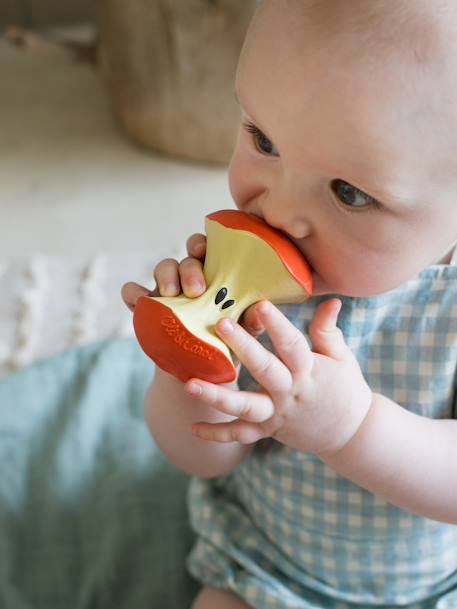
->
xmin=310 ymin=271 xmax=395 ymax=299
xmin=309 ymin=271 xmax=337 ymax=297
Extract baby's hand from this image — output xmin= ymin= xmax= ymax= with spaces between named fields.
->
xmin=121 ymin=233 xmax=265 ymax=336
xmin=150 ymin=233 xmax=208 ymax=299
xmin=188 ymin=299 xmax=373 ymax=457
xmin=121 ymin=233 xmax=207 ymax=308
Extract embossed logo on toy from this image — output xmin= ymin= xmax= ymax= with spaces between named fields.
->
xmin=160 ymin=317 xmax=215 ymax=360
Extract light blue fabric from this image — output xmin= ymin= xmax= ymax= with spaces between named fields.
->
xmin=188 ymin=261 xmax=457 ymax=609
xmin=0 ymin=337 xmax=197 ymax=609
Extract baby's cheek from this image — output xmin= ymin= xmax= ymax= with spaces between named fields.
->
xmin=315 ymin=253 xmax=391 ymax=297
xmin=228 ymin=157 xmax=247 ymax=208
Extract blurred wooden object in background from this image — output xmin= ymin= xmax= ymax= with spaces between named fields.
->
xmin=0 ymin=0 xmax=94 ymax=27
xmin=1 ymin=0 xmax=257 ymax=165
xmin=97 ymin=0 xmax=257 ymax=165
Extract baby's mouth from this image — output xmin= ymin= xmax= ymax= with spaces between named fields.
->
xmin=287 ymin=236 xmax=314 ymax=270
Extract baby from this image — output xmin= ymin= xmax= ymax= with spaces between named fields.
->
xmin=122 ymin=1 xmax=457 ymax=607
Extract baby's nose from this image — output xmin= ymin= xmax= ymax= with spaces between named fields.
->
xmin=263 ymin=211 xmax=311 ymax=241
xmin=284 ymin=218 xmax=312 ymax=240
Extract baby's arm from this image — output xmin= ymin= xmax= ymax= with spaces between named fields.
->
xmin=145 ymin=368 xmax=252 ymax=478
xmin=322 ymin=393 xmax=457 ymax=524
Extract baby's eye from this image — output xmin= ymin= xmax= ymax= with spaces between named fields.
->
xmin=330 ymin=179 xmax=380 ymax=210
xmin=243 ymin=121 xmax=279 ymax=157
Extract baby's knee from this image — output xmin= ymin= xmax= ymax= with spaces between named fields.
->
xmin=191 ymin=586 xmax=252 ymax=609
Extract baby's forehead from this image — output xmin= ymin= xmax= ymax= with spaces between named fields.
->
xmin=244 ymin=1 xmax=457 ymax=129
xmin=258 ymin=0 xmax=456 ymax=61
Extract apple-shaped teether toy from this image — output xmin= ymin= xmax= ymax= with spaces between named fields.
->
xmin=133 ymin=210 xmax=312 ymax=383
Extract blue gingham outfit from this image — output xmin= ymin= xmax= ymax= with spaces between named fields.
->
xmin=187 ymin=250 xmax=457 ymax=609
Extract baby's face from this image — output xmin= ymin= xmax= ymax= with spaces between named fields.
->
xmin=228 ymin=0 xmax=457 ymax=296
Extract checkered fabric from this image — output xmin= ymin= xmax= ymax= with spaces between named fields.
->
xmin=188 ymin=254 xmax=457 ymax=609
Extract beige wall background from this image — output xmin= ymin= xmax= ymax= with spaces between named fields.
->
xmin=0 ymin=0 xmax=94 ymax=26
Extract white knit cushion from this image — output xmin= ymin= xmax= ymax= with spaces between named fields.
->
xmin=0 ymin=248 xmax=187 ymax=377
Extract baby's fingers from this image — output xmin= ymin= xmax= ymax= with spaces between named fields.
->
xmin=309 ymin=298 xmax=348 ymax=360
xmin=186 ymin=379 xmax=274 ymax=423
xmin=179 ymin=257 xmax=206 ymax=298
xmin=240 ymin=303 xmax=265 ymax=337
xmin=121 ymin=281 xmax=154 ymax=311
xmin=186 ymin=233 xmax=206 ymax=259
xmin=154 ymin=253 xmax=206 ymax=298
xmin=153 ymin=258 xmax=181 ymax=296
xmin=192 ymin=419 xmax=267 ymax=445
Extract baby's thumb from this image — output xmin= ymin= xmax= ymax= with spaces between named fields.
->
xmin=121 ymin=282 xmax=155 ymax=312
xmin=309 ymin=299 xmax=348 ymax=360
xmin=239 ymin=302 xmax=266 ymax=337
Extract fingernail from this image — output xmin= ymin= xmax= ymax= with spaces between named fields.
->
xmin=189 ymin=281 xmax=205 ymax=296
xmin=162 ymin=282 xmax=177 ymax=296
xmin=218 ymin=318 xmax=234 ymax=334
xmin=250 ymin=313 xmax=263 ymax=331
xmin=193 ymin=243 xmax=205 ymax=257
xmin=187 ymin=382 xmax=202 ymax=396
xmin=258 ymin=301 xmax=270 ymax=315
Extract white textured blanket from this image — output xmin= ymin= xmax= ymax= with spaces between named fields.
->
xmin=0 ymin=249 xmax=187 ymax=377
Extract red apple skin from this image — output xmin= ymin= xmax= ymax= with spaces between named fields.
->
xmin=133 ymin=296 xmax=237 ymax=384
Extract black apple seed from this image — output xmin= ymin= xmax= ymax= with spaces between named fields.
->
xmin=215 ymin=287 xmax=228 ymax=304
xmin=221 ymin=299 xmax=235 ymax=310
